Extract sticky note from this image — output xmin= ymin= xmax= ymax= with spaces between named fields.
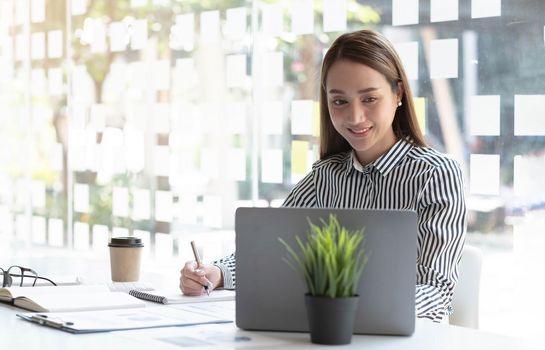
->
xmin=291 ymin=0 xmax=314 ymax=35
xmin=291 ymin=100 xmax=314 ymax=135
xmin=48 ymin=30 xmax=63 ymax=58
xmin=225 ymin=7 xmax=247 ymax=38
xmin=513 ymin=155 xmax=545 ymax=199
xmin=92 ymin=224 xmax=109 ymax=252
xmin=430 ymin=0 xmax=458 ymax=22
xmin=323 ymin=0 xmax=347 ymax=32
xmin=263 ymin=52 xmax=283 ymax=87
xmin=0 ymin=207 xmax=13 ymax=236
xmin=31 ymin=32 xmax=45 ymax=60
xmin=226 ymin=54 xmax=246 ymax=88
xmin=2 ymin=38 xmax=13 ymax=62
xmin=31 ymin=0 xmax=45 ymax=22
xmin=70 ymin=136 xmax=86 ymax=172
xmin=261 ymin=149 xmax=283 ymax=183
xmin=32 ymin=216 xmax=46 ymax=245
xmin=201 ymin=103 xmax=220 ymax=134
xmin=469 ymin=154 xmax=500 ymax=195
xmin=171 ymin=13 xmax=195 ymax=51
xmin=174 ymin=58 xmax=197 ymax=90
xmin=262 ymin=3 xmax=283 ymax=36
xmin=201 ymin=148 xmax=219 ymax=179
xmin=155 ymin=232 xmax=173 ymax=259
xmin=173 ymin=149 xmax=197 ymax=182
xmin=155 ymin=190 xmax=173 ymax=222
xmin=71 ymin=0 xmax=87 ymax=15
xmin=74 ymin=183 xmax=89 ymax=213
xmin=392 ymin=0 xmax=419 ymax=26
xmin=291 ymin=140 xmax=309 ymax=176
xmin=153 ymin=59 xmax=170 ymax=91
xmin=90 ymin=19 xmax=107 ymax=53
xmin=99 ymin=128 xmax=125 ymax=178
xmin=125 ymin=129 xmax=145 ymax=173
xmin=110 ymin=21 xmax=128 ymax=52
xmin=200 ymin=10 xmax=220 ymax=42
xmin=153 ymin=103 xmax=171 ymax=133
xmin=394 ymin=41 xmax=418 ymax=80
xmin=514 ymin=95 xmax=545 ymax=136
xmin=112 ymin=187 xmax=129 ymax=217
xmin=228 ymin=148 xmax=247 ymax=181
xmin=51 ymin=143 xmax=63 ymax=171
xmin=74 ymin=222 xmax=90 ymax=250
xmin=31 ymin=69 xmax=47 ymax=94
xmin=90 ymin=104 xmax=106 ymax=132
xmin=48 ymin=218 xmax=64 ymax=247
xmin=48 ymin=68 xmax=63 ymax=96
xmin=15 ymin=34 xmax=27 ymax=60
xmin=471 ymin=0 xmax=501 ymax=19
xmin=16 ymin=214 xmax=26 ymax=240
xmin=430 ymin=39 xmax=458 ymax=79
xmin=15 ymin=0 xmax=27 ymax=24
xmin=261 ymin=100 xmax=284 ymax=135
xmin=203 ymin=195 xmax=222 ymax=228
xmin=225 ymin=102 xmax=246 ymax=135
xmin=179 ymin=194 xmax=198 ymax=225
xmin=154 ymin=145 xmax=171 ymax=177
xmin=132 ymin=189 xmax=150 ymax=220
xmin=414 ymin=97 xmax=426 ymax=135
xmin=31 ymin=181 xmax=46 ymax=208
xmin=130 ymin=19 xmax=148 ymax=50
xmin=469 ymin=95 xmax=500 ymax=136
xmin=127 ymin=61 xmax=146 ymax=90
xmin=112 ymin=227 xmax=129 ymax=238
xmin=85 ymin=134 xmax=98 ymax=172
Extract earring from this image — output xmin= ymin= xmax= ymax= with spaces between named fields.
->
xmin=397 ymin=101 xmax=402 ymax=107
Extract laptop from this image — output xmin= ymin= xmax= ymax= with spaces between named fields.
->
xmin=235 ymin=207 xmax=418 ymax=336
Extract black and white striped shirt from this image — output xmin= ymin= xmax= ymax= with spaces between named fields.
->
xmin=214 ymin=138 xmax=467 ymax=322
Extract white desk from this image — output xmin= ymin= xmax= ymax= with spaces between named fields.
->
xmin=1 ymin=255 xmax=540 ymax=349
xmin=1 ymin=302 xmax=539 ymax=350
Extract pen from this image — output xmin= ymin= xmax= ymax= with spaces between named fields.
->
xmin=190 ymin=240 xmax=210 ymax=296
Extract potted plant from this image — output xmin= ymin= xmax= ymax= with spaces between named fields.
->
xmin=279 ymin=214 xmax=367 ymax=345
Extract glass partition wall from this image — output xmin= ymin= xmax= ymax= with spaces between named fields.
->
xmin=1 ymin=0 xmax=544 ymax=338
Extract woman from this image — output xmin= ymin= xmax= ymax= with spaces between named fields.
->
xmin=180 ymin=29 xmax=467 ymax=323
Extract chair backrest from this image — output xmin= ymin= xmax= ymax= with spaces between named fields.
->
xmin=450 ymin=245 xmax=483 ymax=328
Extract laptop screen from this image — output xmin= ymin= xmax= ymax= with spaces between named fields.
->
xmin=235 ymin=207 xmax=417 ymax=336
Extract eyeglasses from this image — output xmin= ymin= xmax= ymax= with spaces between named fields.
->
xmin=0 ymin=265 xmax=57 ymax=288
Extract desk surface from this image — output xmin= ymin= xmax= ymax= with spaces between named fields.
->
xmin=1 ymin=254 xmax=541 ymax=349
xmin=2 ymin=302 xmax=539 ymax=350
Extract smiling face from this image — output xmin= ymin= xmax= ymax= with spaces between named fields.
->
xmin=325 ymin=59 xmax=402 ymax=166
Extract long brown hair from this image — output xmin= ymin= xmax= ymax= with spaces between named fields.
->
xmin=319 ymin=29 xmax=426 ymax=159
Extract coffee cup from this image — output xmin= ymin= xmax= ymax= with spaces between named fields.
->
xmin=108 ymin=237 xmax=144 ymax=282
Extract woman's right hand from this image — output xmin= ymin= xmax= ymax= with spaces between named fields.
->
xmin=179 ymin=261 xmax=223 ymax=296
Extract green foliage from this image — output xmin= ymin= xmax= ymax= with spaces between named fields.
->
xmin=279 ymin=214 xmax=367 ymax=298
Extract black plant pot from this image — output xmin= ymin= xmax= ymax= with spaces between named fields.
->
xmin=305 ymin=294 xmax=359 ymax=345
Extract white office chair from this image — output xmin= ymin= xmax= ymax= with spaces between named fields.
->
xmin=449 ymin=245 xmax=483 ymax=329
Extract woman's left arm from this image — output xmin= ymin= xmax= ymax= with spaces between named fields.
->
xmin=415 ymin=159 xmax=467 ymax=322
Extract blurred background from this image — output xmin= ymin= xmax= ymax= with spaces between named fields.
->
xmin=0 ymin=0 xmax=544 ymax=339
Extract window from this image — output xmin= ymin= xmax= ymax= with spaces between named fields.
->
xmin=0 ymin=0 xmax=543 ymax=338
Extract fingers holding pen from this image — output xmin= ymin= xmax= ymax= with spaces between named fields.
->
xmin=180 ymin=261 xmax=212 ymax=295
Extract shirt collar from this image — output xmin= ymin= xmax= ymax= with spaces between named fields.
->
xmin=346 ymin=138 xmax=414 ymax=176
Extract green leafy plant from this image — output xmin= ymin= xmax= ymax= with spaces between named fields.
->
xmin=279 ymin=214 xmax=368 ymax=298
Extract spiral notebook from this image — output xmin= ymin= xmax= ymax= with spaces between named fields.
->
xmin=129 ymin=289 xmax=235 ymax=305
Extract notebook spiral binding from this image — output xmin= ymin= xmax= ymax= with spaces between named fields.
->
xmin=129 ymin=290 xmax=167 ymax=304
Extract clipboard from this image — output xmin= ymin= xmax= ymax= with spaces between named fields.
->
xmin=17 ymin=305 xmax=233 ymax=334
